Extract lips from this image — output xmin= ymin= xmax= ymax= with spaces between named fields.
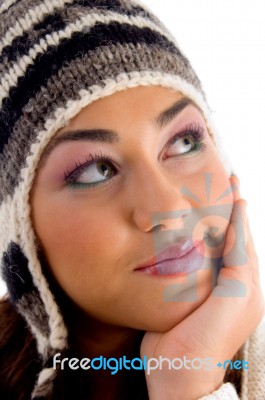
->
xmin=134 ymin=238 xmax=205 ymax=277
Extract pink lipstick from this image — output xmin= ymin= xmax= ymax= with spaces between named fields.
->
xmin=134 ymin=239 xmax=205 ymax=277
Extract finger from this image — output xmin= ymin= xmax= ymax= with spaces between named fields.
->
xmin=214 ymin=199 xmax=249 ymax=298
xmin=229 ymin=175 xmax=254 ymax=258
xmin=230 ymin=176 xmax=260 ymax=284
xmin=229 ymin=174 xmax=241 ymax=203
xmin=230 ymin=184 xmax=260 ymax=285
xmin=228 ymin=175 xmax=248 ymax=262
xmin=242 ymin=204 xmax=260 ymax=285
xmin=224 ymin=199 xmax=248 ymax=265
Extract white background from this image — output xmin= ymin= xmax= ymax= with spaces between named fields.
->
xmin=0 ymin=0 xmax=265 ymax=296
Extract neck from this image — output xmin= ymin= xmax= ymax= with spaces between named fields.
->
xmin=69 ymin=310 xmax=143 ymax=359
xmin=64 ymin=304 xmax=145 ymax=400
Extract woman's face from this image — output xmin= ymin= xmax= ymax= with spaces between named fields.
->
xmin=30 ymin=86 xmax=233 ymax=332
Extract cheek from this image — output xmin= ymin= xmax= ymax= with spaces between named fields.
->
xmin=190 ymin=142 xmax=233 ymax=205
xmin=31 ymin=198 xmax=123 ymax=284
xmin=204 ymin=147 xmax=233 ymax=211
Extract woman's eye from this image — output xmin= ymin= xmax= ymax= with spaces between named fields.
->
xmin=165 ymin=123 xmax=207 ymax=158
xmin=65 ymin=159 xmax=116 ymax=188
xmin=78 ymin=162 xmax=114 ymax=183
xmin=169 ymin=135 xmax=195 ymax=156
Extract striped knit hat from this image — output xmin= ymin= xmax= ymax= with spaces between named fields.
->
xmin=0 ymin=0 xmax=233 ymax=398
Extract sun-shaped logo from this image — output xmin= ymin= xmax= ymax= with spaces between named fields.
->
xmin=155 ymin=173 xmax=248 ymax=302
xmin=179 ymin=172 xmax=239 ymax=259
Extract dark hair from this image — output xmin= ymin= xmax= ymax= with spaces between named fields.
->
xmin=0 ymin=296 xmax=40 ymax=400
xmin=0 ymin=295 xmax=148 ymax=399
xmin=0 ymin=294 xmax=243 ymax=399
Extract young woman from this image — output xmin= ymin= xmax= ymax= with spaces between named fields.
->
xmin=0 ymin=1 xmax=264 ymax=399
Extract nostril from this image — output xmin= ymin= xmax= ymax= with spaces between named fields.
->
xmin=160 ymin=217 xmax=185 ymax=231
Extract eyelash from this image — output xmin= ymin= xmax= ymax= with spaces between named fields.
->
xmin=63 ymin=124 xmax=207 ymax=190
xmin=168 ymin=123 xmax=206 ymax=153
xmin=64 ymin=151 xmax=117 ymax=190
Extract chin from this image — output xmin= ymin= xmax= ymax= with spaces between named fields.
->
xmin=139 ymin=285 xmax=212 ymax=333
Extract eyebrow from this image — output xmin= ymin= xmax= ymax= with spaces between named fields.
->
xmin=155 ymin=97 xmax=195 ymax=128
xmin=40 ymin=129 xmax=118 ymax=165
xmin=40 ymin=97 xmax=196 ymax=164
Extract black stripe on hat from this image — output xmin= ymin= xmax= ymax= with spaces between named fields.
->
xmin=0 ymin=22 xmax=180 ymax=154
xmin=73 ymin=0 xmax=144 ymax=14
xmin=1 ymin=241 xmax=35 ymax=302
xmin=71 ymin=0 xmax=153 ymax=20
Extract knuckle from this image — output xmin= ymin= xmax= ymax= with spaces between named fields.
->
xmin=235 ymin=198 xmax=246 ymax=207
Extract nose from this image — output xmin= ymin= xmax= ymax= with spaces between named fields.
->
xmin=129 ymin=161 xmax=191 ymax=232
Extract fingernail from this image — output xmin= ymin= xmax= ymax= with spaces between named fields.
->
xmin=231 ymin=174 xmax=240 ymax=186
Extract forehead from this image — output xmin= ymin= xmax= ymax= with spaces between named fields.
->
xmin=56 ymin=86 xmax=185 ymax=134
xmin=37 ymin=86 xmax=202 ymax=167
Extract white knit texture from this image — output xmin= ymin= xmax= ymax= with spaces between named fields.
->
xmin=31 ymin=367 xmax=56 ymax=399
xmin=198 ymin=382 xmax=239 ymax=400
xmin=241 ymin=318 xmax=265 ymax=400
xmin=0 ymin=0 xmax=16 ymax=15
xmin=35 ymin=367 xmax=55 ymax=386
xmin=200 ymin=319 xmax=265 ymax=399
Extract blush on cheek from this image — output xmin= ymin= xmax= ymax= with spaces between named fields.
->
xmin=37 ymin=206 xmax=116 ymax=270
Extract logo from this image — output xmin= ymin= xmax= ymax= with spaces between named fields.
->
xmin=150 ymin=173 xmax=247 ymax=301
xmin=52 ymin=353 xmax=249 ymax=375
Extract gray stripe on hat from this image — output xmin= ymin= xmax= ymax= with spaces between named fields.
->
xmin=0 ymin=42 xmax=203 ymax=204
xmin=17 ymin=290 xmax=50 ymax=338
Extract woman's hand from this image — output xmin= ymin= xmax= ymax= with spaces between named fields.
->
xmin=141 ymin=175 xmax=265 ymax=400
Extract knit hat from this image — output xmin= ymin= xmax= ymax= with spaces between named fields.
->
xmin=0 ymin=0 xmax=233 ymax=398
